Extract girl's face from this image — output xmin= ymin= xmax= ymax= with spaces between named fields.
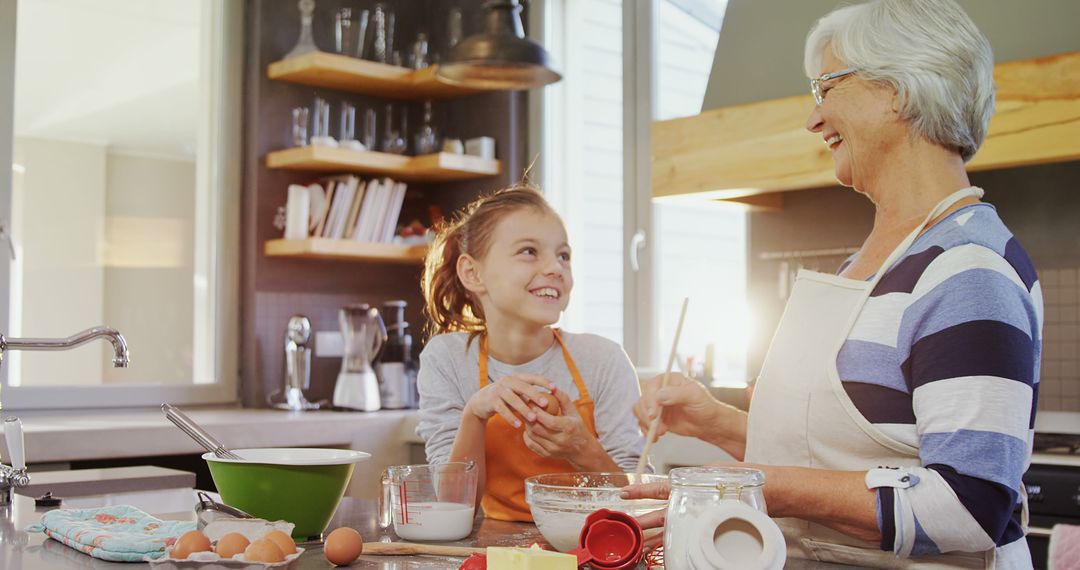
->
xmin=460 ymin=207 xmax=573 ymax=329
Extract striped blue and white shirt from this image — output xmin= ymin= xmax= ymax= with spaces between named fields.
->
xmin=836 ymin=201 xmax=1041 ymax=557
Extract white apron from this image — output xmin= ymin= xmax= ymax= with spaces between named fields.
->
xmin=744 ymin=187 xmax=1009 ymax=569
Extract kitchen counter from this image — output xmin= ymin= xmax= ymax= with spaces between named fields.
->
xmin=2 ymin=407 xmax=423 ymax=503
xmin=1 ymin=493 xmax=853 ymax=570
xmin=3 ymin=407 xmax=421 ymax=464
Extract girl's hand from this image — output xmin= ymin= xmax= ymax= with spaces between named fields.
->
xmin=619 ymin=481 xmax=672 ymax=549
xmin=522 ymin=389 xmax=597 ymax=466
xmin=465 ymin=373 xmax=554 ymax=428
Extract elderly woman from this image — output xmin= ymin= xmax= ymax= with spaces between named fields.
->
xmin=628 ymin=0 xmax=1040 ymax=567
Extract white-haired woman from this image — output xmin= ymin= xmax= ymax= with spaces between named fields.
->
xmin=626 ymin=0 xmax=1040 ymax=567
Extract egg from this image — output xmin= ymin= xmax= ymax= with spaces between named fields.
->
xmin=243 ymin=538 xmax=286 ymax=563
xmin=324 ymin=527 xmax=363 ymax=566
xmin=172 ymin=530 xmax=212 ymax=560
xmin=513 ymin=390 xmax=562 ymax=426
xmin=263 ymin=529 xmax=297 ymax=555
xmin=214 ymin=532 xmax=250 ymax=559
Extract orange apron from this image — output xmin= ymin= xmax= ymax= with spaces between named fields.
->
xmin=479 ymin=329 xmax=598 ymax=521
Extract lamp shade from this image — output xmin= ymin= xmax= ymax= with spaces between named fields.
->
xmin=436 ymin=0 xmax=562 ymax=90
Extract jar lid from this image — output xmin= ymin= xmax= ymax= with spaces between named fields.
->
xmin=669 ymin=466 xmax=765 ymax=489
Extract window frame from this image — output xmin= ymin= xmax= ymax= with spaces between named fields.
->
xmin=0 ymin=0 xmax=241 ymax=410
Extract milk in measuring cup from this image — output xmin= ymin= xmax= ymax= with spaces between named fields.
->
xmin=393 ymin=501 xmax=475 ymax=541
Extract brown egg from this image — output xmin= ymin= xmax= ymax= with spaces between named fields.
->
xmin=263 ymin=529 xmax=297 ymax=555
xmin=172 ymin=530 xmax=212 ymax=560
xmin=243 ymin=538 xmax=286 ymax=563
xmin=513 ymin=391 xmax=562 ymax=426
xmin=214 ymin=532 xmax=250 ymax=559
xmin=324 ymin=527 xmax=363 ymax=566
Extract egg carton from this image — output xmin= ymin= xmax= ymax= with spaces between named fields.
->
xmin=147 ymin=546 xmax=304 ymax=569
xmin=149 ymin=520 xmax=304 ymax=568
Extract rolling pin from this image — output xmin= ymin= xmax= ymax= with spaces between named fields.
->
xmin=362 ymin=541 xmax=487 ymax=557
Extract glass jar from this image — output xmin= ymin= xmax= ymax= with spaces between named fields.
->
xmin=663 ymin=467 xmax=768 ymax=570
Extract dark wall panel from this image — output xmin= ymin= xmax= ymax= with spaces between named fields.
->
xmin=241 ymin=0 xmax=527 ymax=407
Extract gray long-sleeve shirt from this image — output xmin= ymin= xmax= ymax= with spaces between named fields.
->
xmin=416 ymin=330 xmax=647 ymax=472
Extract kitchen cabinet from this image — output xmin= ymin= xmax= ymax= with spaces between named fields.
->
xmin=653 ymin=51 xmax=1080 ymax=205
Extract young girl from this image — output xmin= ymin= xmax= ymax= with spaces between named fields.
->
xmin=416 ymin=184 xmax=647 ymax=522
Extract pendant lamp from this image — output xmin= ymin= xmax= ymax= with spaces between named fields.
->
xmin=435 ymin=0 xmax=562 ymax=90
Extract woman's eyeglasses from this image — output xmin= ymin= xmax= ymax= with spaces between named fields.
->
xmin=810 ymin=67 xmax=858 ymax=104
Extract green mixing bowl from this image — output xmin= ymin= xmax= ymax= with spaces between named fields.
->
xmin=204 ymin=448 xmax=371 ymax=540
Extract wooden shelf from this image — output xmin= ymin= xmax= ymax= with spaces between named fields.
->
xmin=264 ymin=238 xmax=427 ymax=263
xmin=267 ymin=52 xmax=482 ymax=101
xmin=266 ymin=147 xmax=501 ymax=182
xmin=653 ymin=51 xmax=1080 ymax=203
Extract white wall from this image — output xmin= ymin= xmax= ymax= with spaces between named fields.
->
xmin=12 ymin=137 xmax=106 ymax=385
xmin=102 ymin=151 xmax=195 ymax=384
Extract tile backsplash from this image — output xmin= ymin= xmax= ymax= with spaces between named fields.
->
xmin=1039 ymin=267 xmax=1080 ymax=412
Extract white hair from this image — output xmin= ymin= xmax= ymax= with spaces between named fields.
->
xmin=804 ymin=0 xmax=995 ymax=162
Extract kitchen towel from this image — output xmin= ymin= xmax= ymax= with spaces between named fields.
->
xmin=1050 ymin=523 xmax=1080 ymax=570
xmin=26 ymin=504 xmax=196 ymax=562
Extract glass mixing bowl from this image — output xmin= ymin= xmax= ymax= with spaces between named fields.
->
xmin=525 ymin=472 xmax=668 ymax=552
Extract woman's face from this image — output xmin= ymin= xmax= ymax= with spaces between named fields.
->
xmin=805 ymin=45 xmax=903 ymax=190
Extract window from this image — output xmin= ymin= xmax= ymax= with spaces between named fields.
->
xmin=532 ymin=0 xmax=626 ymax=345
xmin=0 ymin=0 xmax=241 ymax=409
xmin=652 ymin=0 xmax=748 ymax=386
xmin=536 ymin=0 xmax=747 ymax=385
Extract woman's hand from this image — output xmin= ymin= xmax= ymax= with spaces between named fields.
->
xmin=620 ymin=480 xmax=672 ymax=549
xmin=465 ymin=373 xmax=555 ymax=428
xmin=522 ymin=389 xmax=617 ymax=471
xmin=633 ymin=373 xmax=720 ymax=439
xmin=634 ymin=373 xmax=750 ymax=459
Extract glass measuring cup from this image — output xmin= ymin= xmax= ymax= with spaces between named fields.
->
xmin=379 ymin=462 xmax=477 ymax=541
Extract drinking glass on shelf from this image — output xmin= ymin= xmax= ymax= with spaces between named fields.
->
xmin=291 ymin=107 xmax=309 ymax=147
xmin=413 ymin=100 xmax=438 ymax=155
xmin=334 ymin=8 xmax=357 ymax=56
xmin=311 ymin=97 xmax=336 ymax=146
xmin=355 ymin=9 xmax=370 ymax=58
xmin=410 ymin=33 xmax=429 ymax=69
xmin=371 ymin=4 xmax=389 ymax=63
xmin=446 ymin=8 xmax=463 ymax=53
xmin=340 ymin=103 xmax=358 ymax=146
xmin=382 ymin=104 xmax=406 ymax=155
xmin=362 ymin=108 xmax=377 ymax=151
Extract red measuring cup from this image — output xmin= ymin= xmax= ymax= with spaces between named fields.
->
xmin=571 ymin=509 xmax=644 ymax=570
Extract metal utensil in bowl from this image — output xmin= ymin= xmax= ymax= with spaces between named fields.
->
xmin=195 ymin=491 xmax=253 ymax=530
xmin=161 ymin=403 xmax=242 ymax=460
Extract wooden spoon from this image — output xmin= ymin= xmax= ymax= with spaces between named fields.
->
xmin=362 ymin=541 xmax=487 ymax=557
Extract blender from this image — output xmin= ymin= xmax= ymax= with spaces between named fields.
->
xmin=376 ymin=300 xmax=417 ymax=409
xmin=332 ymin=304 xmax=387 ymax=411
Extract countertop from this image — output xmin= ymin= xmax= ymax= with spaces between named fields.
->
xmin=2 ymin=407 xmax=422 ymax=464
xmin=0 ymin=494 xmax=852 ymax=570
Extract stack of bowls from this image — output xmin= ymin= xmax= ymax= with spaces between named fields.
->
xmin=524 ymin=472 xmax=667 ymax=552
xmin=203 ymin=448 xmax=370 ymax=540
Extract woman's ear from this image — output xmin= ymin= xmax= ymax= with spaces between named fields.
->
xmin=457 ymin=254 xmax=486 ymax=295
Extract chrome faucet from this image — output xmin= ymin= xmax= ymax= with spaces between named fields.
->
xmin=0 ymin=326 xmax=129 ymax=504
xmin=0 ymin=418 xmax=27 ymax=507
xmin=0 ymin=326 xmax=129 ymax=368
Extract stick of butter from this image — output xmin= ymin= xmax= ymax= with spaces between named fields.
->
xmin=485 ymin=545 xmax=576 ymax=569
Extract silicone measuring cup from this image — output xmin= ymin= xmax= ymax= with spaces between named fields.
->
xmin=570 ymin=509 xmax=644 ymax=570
